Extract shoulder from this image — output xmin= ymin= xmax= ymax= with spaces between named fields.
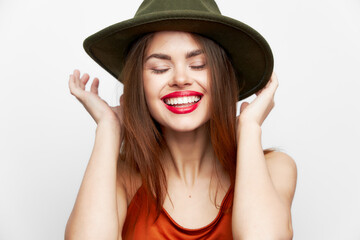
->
xmin=264 ymin=151 xmax=297 ymax=208
xmin=264 ymin=151 xmax=297 ymax=173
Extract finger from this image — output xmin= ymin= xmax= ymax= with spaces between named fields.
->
xmin=272 ymin=72 xmax=279 ymax=89
xmin=80 ymin=73 xmax=90 ymax=89
xmin=120 ymin=94 xmax=124 ymax=105
xmin=259 ymin=73 xmax=278 ymax=96
xmin=73 ymin=69 xmax=80 ymax=76
xmin=266 ymin=77 xmax=272 ymax=88
xmin=255 ymin=74 xmax=273 ymax=96
xmin=90 ymin=77 xmax=99 ymax=94
xmin=255 ymin=89 xmax=263 ymax=96
xmin=73 ymin=69 xmax=81 ymax=88
xmin=268 ymin=72 xmax=279 ymax=93
xmin=69 ymin=74 xmax=82 ymax=98
xmin=240 ymin=102 xmax=249 ymax=113
xmin=68 ymin=74 xmax=75 ymax=92
xmin=69 ymin=74 xmax=77 ymax=92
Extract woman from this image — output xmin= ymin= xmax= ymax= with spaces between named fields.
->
xmin=65 ymin=1 xmax=297 ymax=239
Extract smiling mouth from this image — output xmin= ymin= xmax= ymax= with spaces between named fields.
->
xmin=160 ymin=91 xmax=203 ymax=114
xmin=163 ymin=96 xmax=201 ymax=107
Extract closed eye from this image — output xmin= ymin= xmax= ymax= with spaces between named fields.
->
xmin=191 ymin=64 xmax=206 ymax=70
xmin=151 ymin=69 xmax=169 ymax=74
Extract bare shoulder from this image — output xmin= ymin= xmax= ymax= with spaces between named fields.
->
xmin=264 ymin=151 xmax=298 ymax=208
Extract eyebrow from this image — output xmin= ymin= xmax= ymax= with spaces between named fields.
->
xmin=144 ymin=49 xmax=204 ymax=62
xmin=186 ymin=49 xmax=204 ymax=59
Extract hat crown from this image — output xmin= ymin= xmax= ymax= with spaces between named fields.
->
xmin=135 ymin=0 xmax=221 ymax=16
xmin=84 ymin=0 xmax=273 ymax=101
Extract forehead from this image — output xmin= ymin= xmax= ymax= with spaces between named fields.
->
xmin=146 ymin=31 xmax=200 ymax=54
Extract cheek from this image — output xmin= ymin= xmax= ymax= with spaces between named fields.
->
xmin=196 ymin=71 xmax=211 ymax=93
xmin=143 ymin=82 xmax=153 ymax=110
xmin=143 ymin=75 xmax=158 ymax=100
xmin=143 ymin=75 xmax=161 ymax=117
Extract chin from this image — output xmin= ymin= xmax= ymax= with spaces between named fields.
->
xmin=161 ymin=119 xmax=209 ymax=133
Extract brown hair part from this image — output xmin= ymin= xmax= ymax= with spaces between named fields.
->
xmin=120 ymin=33 xmax=167 ymax=216
xmin=192 ymin=34 xmax=239 ymax=184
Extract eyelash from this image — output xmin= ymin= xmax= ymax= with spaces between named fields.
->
xmin=191 ymin=64 xmax=206 ymax=70
xmin=151 ymin=64 xmax=206 ymax=74
xmin=151 ymin=69 xmax=168 ymax=74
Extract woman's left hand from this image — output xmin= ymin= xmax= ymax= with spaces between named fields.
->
xmin=236 ymin=72 xmax=279 ymax=133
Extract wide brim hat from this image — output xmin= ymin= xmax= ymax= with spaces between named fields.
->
xmin=83 ymin=0 xmax=273 ymax=100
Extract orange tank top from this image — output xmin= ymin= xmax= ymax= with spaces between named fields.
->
xmin=122 ymin=184 xmax=234 ymax=239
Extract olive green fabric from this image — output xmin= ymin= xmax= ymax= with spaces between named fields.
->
xmin=83 ymin=0 xmax=273 ymax=100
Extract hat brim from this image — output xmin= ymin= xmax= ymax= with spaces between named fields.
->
xmin=83 ymin=10 xmax=273 ymax=100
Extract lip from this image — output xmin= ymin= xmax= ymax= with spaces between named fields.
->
xmin=161 ymin=90 xmax=203 ymax=114
xmin=160 ymin=90 xmax=203 ymax=100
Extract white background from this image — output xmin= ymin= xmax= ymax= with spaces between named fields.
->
xmin=1 ymin=0 xmax=359 ymax=239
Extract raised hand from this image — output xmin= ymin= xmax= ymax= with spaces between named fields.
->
xmin=68 ymin=69 xmax=123 ymax=128
xmin=237 ymin=72 xmax=279 ymax=130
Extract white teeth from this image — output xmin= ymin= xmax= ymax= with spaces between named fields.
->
xmin=164 ymin=96 xmax=201 ymax=105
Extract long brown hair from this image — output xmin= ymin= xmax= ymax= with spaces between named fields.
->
xmin=192 ymin=34 xmax=239 ymax=184
xmin=119 ymin=32 xmax=274 ymax=216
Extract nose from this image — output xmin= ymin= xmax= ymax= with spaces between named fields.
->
xmin=168 ymin=64 xmax=193 ymax=88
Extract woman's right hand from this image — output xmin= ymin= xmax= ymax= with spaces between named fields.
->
xmin=68 ymin=69 xmax=123 ymax=128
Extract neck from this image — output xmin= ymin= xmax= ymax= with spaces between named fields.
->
xmin=162 ymin=124 xmax=215 ymax=187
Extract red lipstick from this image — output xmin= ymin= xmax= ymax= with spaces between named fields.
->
xmin=161 ymin=91 xmax=203 ymax=114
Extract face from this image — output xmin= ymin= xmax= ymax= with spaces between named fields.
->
xmin=143 ymin=31 xmax=211 ymax=132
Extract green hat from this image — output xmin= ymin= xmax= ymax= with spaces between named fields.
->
xmin=83 ymin=0 xmax=273 ymax=100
